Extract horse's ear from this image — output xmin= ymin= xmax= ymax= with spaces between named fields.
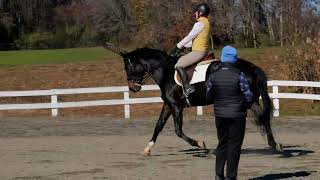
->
xmin=103 ymin=42 xmax=127 ymax=55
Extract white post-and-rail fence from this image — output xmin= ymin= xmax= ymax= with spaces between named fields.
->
xmin=268 ymin=80 xmax=320 ymax=116
xmin=0 ymin=80 xmax=319 ymax=118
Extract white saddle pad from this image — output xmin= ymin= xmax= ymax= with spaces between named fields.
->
xmin=174 ymin=59 xmax=218 ymax=86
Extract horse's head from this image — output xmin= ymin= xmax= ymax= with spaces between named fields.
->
xmin=121 ymin=53 xmax=147 ymax=92
xmin=103 ymin=43 xmax=149 ymax=92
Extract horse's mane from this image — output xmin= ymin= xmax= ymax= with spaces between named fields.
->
xmin=127 ymin=48 xmax=167 ymax=58
xmin=127 ymin=47 xmax=178 ymax=66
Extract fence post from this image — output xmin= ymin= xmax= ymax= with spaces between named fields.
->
xmin=124 ymin=92 xmax=130 ymax=118
xmin=272 ymin=85 xmax=279 ymax=117
xmin=51 ymin=94 xmax=58 ymax=116
xmin=196 ymin=106 xmax=203 ymax=116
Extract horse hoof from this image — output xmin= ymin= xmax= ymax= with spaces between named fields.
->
xmin=143 ymin=148 xmax=151 ymax=156
xmin=276 ymin=143 xmax=284 ymax=152
xmin=198 ymin=141 xmax=206 ymax=149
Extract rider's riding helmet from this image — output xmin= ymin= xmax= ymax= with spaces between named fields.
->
xmin=194 ymin=3 xmax=210 ymax=17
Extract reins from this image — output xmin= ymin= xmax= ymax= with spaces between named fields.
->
xmin=142 ymin=72 xmax=152 ymax=85
xmin=129 ymin=51 xmax=177 ymax=85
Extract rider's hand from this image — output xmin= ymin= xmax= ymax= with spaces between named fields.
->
xmin=168 ymin=46 xmax=180 ymax=56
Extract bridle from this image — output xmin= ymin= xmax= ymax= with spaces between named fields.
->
xmin=126 ymin=58 xmax=152 ymax=86
xmin=102 ymin=42 xmax=170 ymax=87
xmin=127 ymin=51 xmax=179 ymax=87
xmin=127 ymin=72 xmax=152 ymax=87
xmin=126 ymin=47 xmax=183 ymax=87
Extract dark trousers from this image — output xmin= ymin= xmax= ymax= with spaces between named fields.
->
xmin=215 ymin=116 xmax=246 ymax=178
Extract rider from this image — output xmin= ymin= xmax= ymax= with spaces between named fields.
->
xmin=174 ymin=3 xmax=210 ymax=97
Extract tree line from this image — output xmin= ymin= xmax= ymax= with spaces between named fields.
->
xmin=0 ymin=0 xmax=319 ymax=50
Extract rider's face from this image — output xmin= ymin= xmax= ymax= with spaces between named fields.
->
xmin=194 ymin=11 xmax=200 ymax=19
xmin=194 ymin=11 xmax=203 ymax=19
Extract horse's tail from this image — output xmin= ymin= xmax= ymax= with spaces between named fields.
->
xmin=252 ymin=68 xmax=273 ymax=133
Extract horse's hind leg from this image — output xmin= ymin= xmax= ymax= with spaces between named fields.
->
xmin=172 ymin=106 xmax=206 ymax=149
xmin=144 ymin=103 xmax=172 ymax=155
xmin=264 ymin=121 xmax=275 ymax=147
xmin=264 ymin=118 xmax=283 ymax=151
xmin=251 ymin=103 xmax=283 ymax=152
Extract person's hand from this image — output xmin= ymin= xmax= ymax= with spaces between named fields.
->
xmin=168 ymin=46 xmax=180 ymax=57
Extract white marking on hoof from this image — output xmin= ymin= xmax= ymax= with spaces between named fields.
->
xmin=143 ymin=141 xmax=155 ymax=156
xmin=198 ymin=141 xmax=206 ymax=149
xmin=143 ymin=148 xmax=151 ymax=156
xmin=147 ymin=141 xmax=155 ymax=148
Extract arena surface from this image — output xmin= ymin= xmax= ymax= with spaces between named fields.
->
xmin=0 ymin=115 xmax=319 ymax=180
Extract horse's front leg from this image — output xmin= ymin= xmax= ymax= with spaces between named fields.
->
xmin=172 ymin=106 xmax=206 ymax=149
xmin=144 ymin=103 xmax=172 ymax=155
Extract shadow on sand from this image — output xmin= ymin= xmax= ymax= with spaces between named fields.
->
xmin=178 ymin=145 xmax=314 ymax=158
xmin=249 ymin=171 xmax=317 ymax=180
xmin=178 ymin=145 xmax=316 ymax=179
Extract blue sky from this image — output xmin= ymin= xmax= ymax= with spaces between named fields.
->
xmin=307 ymin=0 xmax=320 ymax=14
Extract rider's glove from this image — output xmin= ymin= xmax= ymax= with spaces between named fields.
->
xmin=168 ymin=46 xmax=180 ymax=56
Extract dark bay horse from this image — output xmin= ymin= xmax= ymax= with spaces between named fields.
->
xmin=104 ymin=44 xmax=282 ymax=155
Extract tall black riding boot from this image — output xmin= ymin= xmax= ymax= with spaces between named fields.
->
xmin=176 ymin=67 xmax=195 ymax=97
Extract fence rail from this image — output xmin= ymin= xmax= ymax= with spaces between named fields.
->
xmin=268 ymin=80 xmax=320 ymax=117
xmin=0 ymin=81 xmax=319 ymax=118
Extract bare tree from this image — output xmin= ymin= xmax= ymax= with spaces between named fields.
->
xmin=262 ymin=0 xmax=276 ymax=45
xmin=239 ymin=0 xmax=258 ymax=48
xmin=1 ymin=0 xmax=320 ymax=49
xmin=88 ymin=0 xmax=136 ymax=44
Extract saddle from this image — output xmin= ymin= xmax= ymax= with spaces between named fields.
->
xmin=174 ymin=53 xmax=219 ymax=86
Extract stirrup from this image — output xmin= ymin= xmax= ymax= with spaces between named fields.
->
xmin=182 ymin=86 xmax=195 ymax=107
xmin=183 ymin=86 xmax=195 ymax=97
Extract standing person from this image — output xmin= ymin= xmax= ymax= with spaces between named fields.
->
xmin=206 ymin=46 xmax=254 ymax=180
xmin=173 ymin=3 xmax=211 ymax=97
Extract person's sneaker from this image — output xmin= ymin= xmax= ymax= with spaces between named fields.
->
xmin=215 ymin=175 xmax=225 ymax=180
xmin=183 ymin=85 xmax=195 ymax=96
xmin=226 ymin=177 xmax=237 ymax=180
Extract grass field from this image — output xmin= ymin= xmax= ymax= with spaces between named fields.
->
xmin=0 ymin=47 xmax=120 ymax=66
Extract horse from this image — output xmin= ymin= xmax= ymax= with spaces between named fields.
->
xmin=103 ymin=44 xmax=283 ymax=155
